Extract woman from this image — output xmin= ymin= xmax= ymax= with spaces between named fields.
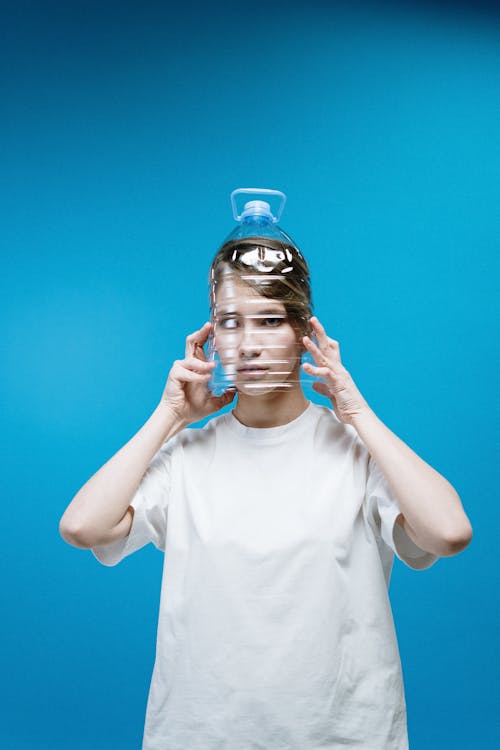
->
xmin=59 ymin=236 xmax=473 ymax=750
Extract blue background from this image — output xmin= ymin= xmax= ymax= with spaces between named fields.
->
xmin=1 ymin=1 xmax=498 ymax=747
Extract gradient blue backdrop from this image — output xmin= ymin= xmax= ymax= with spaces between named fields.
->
xmin=1 ymin=1 xmax=498 ymax=748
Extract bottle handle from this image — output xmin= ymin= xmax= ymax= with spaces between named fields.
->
xmin=230 ymin=188 xmax=287 ymax=223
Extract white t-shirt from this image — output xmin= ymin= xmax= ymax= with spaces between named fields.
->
xmin=92 ymin=400 xmax=438 ymax=750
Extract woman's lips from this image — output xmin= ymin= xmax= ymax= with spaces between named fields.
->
xmin=237 ymin=366 xmax=268 ymax=375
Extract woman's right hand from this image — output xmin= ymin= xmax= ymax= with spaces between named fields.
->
xmin=159 ymin=321 xmax=236 ymax=426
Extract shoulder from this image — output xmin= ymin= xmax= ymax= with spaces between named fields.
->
xmin=309 ymin=401 xmax=361 ymax=448
xmin=171 ymin=411 xmax=227 ymax=457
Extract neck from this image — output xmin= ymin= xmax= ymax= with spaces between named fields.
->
xmin=232 ymin=387 xmax=310 ymax=428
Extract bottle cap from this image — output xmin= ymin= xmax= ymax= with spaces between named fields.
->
xmin=240 ymin=200 xmax=274 ymax=221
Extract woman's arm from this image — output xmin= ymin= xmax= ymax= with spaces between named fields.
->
xmin=59 ymin=403 xmax=185 ymax=548
xmin=302 ymin=316 xmax=473 ymax=558
xmin=60 ymin=321 xmax=237 ymax=549
xmin=351 ymin=408 xmax=472 ymax=557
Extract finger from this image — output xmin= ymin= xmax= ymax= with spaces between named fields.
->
xmin=305 ymin=321 xmax=330 ymax=365
xmin=175 ymin=365 xmax=212 ymax=383
xmin=312 ymin=381 xmax=331 ymax=398
xmin=309 ymin=317 xmax=329 ymax=350
xmin=205 ymin=389 xmax=235 ymax=412
xmin=306 ymin=318 xmax=342 ymax=366
xmin=173 ymin=359 xmax=213 ymax=380
xmin=309 ymin=317 xmax=342 ymax=356
xmin=212 ymin=388 xmax=237 ymax=406
xmin=193 ymin=341 xmax=208 ymax=362
xmin=303 ymin=335 xmax=341 ymax=374
xmin=183 ymin=356 xmax=215 ymax=372
xmin=303 ymin=334 xmax=328 ymax=366
xmin=185 ymin=322 xmax=212 ymax=359
xmin=197 ymin=321 xmax=212 ymax=347
xmin=301 ymin=362 xmax=332 ymax=377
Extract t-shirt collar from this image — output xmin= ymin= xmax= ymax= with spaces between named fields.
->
xmin=226 ymin=400 xmax=315 ymax=442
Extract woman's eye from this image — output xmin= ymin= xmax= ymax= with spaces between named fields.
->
xmin=263 ymin=317 xmax=284 ymax=326
xmin=218 ymin=316 xmax=284 ymax=329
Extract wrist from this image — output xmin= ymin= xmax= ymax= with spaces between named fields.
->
xmin=154 ymin=400 xmax=188 ymax=435
xmin=350 ymin=405 xmax=377 ymax=432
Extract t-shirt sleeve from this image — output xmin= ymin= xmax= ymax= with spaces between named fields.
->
xmin=364 ymin=452 xmax=439 ymax=571
xmin=91 ymin=437 xmax=177 ymax=567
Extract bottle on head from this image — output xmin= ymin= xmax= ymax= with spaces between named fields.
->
xmin=207 ymin=188 xmax=319 ymax=396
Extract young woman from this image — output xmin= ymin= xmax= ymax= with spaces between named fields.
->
xmin=60 ymin=236 xmax=473 ymax=750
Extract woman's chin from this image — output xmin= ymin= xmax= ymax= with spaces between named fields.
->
xmin=233 ymin=379 xmax=293 ymax=396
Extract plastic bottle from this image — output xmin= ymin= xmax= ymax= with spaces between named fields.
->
xmin=207 ymin=188 xmax=320 ymax=396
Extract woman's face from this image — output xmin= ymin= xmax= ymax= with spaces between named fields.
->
xmin=213 ymin=275 xmax=303 ymax=394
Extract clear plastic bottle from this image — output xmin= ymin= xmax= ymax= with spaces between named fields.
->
xmin=207 ymin=188 xmax=320 ymax=396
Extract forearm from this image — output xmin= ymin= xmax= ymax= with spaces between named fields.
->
xmin=352 ymin=407 xmax=473 ymax=556
xmin=59 ymin=402 xmax=186 ymax=544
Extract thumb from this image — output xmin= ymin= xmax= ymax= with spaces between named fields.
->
xmin=312 ymin=381 xmax=331 ymax=398
xmin=210 ymin=387 xmax=237 ymax=410
xmin=222 ymin=388 xmax=237 ymax=404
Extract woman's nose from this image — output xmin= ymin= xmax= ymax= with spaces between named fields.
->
xmin=238 ymin=318 xmax=264 ymax=356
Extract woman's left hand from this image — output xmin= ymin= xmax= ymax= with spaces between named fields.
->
xmin=301 ymin=316 xmax=371 ymax=426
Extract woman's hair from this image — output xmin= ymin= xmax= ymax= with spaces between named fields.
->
xmin=208 ymin=237 xmax=314 ymax=344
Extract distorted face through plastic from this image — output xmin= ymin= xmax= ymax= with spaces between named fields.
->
xmin=212 ymin=274 xmax=304 ymax=394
